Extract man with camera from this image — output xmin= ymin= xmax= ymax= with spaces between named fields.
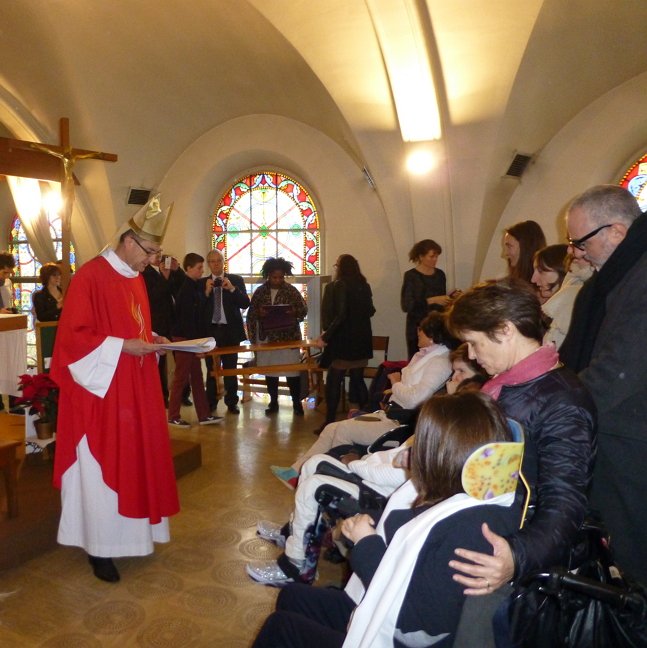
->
xmin=203 ymin=249 xmax=250 ymax=414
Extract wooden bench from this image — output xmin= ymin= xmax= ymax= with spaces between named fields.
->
xmin=206 ymin=339 xmax=323 ymax=404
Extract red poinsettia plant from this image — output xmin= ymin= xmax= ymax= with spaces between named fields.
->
xmin=14 ymin=373 xmax=59 ymax=424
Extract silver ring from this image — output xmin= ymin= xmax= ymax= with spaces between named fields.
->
xmin=485 ymin=578 xmax=491 ymax=589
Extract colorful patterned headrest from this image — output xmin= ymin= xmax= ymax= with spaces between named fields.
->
xmin=461 ymin=419 xmax=524 ymax=501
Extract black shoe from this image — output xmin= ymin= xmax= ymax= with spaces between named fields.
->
xmin=182 ymin=397 xmax=193 ymax=407
xmin=227 ymin=405 xmax=240 ymax=415
xmin=293 ymin=403 xmax=304 ymax=416
xmin=88 ymin=555 xmax=120 ymax=583
xmin=265 ymin=402 xmax=279 ymax=416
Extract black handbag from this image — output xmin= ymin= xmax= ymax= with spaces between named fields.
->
xmin=502 ymin=522 xmax=647 ymax=647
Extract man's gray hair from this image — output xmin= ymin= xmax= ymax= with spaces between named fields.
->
xmin=206 ymin=249 xmax=223 ymax=261
xmin=568 ymin=184 xmax=642 ymax=227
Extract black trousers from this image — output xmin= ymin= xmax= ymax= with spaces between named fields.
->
xmin=204 ymin=324 xmax=240 ymax=408
xmin=252 ymin=584 xmax=353 ymax=648
xmin=266 ymin=375 xmax=302 ymax=406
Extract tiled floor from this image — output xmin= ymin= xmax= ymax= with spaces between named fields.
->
xmin=0 ymin=396 xmax=344 ymax=647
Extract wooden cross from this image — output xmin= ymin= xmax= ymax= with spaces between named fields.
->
xmin=0 ymin=117 xmax=117 ymax=291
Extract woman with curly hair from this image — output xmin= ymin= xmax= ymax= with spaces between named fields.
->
xmin=247 ymin=257 xmax=308 ymax=416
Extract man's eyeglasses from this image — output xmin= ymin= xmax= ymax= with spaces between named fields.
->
xmin=567 ymin=224 xmax=612 ymax=251
xmin=132 ymin=237 xmax=162 ymax=257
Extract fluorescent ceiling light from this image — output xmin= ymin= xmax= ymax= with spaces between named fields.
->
xmin=367 ymin=0 xmax=441 ymax=142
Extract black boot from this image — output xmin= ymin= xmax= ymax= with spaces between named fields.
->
xmin=265 ymin=376 xmax=279 ymax=415
xmin=287 ymin=376 xmax=304 ymax=415
xmin=324 ymin=368 xmax=346 ymax=425
xmin=88 ymin=555 xmax=120 ymax=582
xmin=348 ymin=367 xmax=368 ymax=410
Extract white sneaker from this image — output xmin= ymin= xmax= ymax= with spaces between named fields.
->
xmin=246 ymin=560 xmax=296 ymax=586
xmin=256 ymin=520 xmax=287 ymax=548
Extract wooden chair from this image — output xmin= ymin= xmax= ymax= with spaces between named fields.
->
xmin=341 ymin=335 xmax=390 ymax=409
xmin=364 ymin=335 xmax=390 ymax=379
xmin=35 ymin=321 xmax=58 ymax=373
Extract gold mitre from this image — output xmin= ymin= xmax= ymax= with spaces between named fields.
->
xmin=127 ymin=193 xmax=174 ymax=243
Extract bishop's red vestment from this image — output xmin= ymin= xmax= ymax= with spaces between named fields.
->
xmin=51 ymin=253 xmax=179 ymax=525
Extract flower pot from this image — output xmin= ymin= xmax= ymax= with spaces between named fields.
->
xmin=34 ymin=420 xmax=56 ymax=440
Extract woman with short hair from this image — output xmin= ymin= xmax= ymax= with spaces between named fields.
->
xmin=444 ymin=278 xmax=596 ymax=644
xmin=401 ymin=238 xmax=449 ymax=358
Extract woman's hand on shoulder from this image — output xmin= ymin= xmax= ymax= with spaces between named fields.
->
xmin=448 ymin=523 xmax=514 ymax=595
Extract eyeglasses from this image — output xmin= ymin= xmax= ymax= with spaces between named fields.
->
xmin=132 ymin=237 xmax=162 ymax=257
xmin=567 ymin=224 xmax=612 ymax=251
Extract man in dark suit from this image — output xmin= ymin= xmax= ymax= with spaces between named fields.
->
xmin=203 ymin=249 xmax=250 ymax=414
xmin=143 ymin=253 xmax=185 ymax=405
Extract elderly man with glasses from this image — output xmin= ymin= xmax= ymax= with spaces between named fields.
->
xmin=561 ymin=184 xmax=647 ymax=585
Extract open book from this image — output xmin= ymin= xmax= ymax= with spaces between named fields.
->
xmin=152 ymin=337 xmax=216 ymax=353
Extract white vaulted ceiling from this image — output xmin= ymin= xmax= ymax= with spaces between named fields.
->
xmin=1 ymin=0 xmax=647 ymax=289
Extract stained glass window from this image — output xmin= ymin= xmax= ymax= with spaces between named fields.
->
xmin=211 ymin=171 xmax=321 ymax=345
xmin=619 ymin=152 xmax=647 ymax=211
xmin=211 ymin=171 xmax=320 ymax=276
xmin=9 ymin=212 xmax=75 ymax=366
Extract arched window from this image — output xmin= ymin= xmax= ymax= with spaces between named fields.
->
xmin=211 ymin=171 xmax=320 ymax=276
xmin=211 ymin=170 xmax=322 ymax=339
xmin=619 ymin=152 xmax=647 ymax=210
xmin=9 ymin=212 xmax=75 ymax=365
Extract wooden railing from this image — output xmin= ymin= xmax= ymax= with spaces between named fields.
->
xmin=206 ymin=339 xmax=324 ymax=403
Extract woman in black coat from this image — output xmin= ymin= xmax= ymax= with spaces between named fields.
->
xmin=317 ymin=254 xmax=375 ymax=428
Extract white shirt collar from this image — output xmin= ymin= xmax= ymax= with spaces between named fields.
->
xmin=102 ymin=248 xmax=139 ymax=278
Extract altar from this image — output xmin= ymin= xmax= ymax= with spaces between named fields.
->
xmin=0 ymin=313 xmax=28 ymax=396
